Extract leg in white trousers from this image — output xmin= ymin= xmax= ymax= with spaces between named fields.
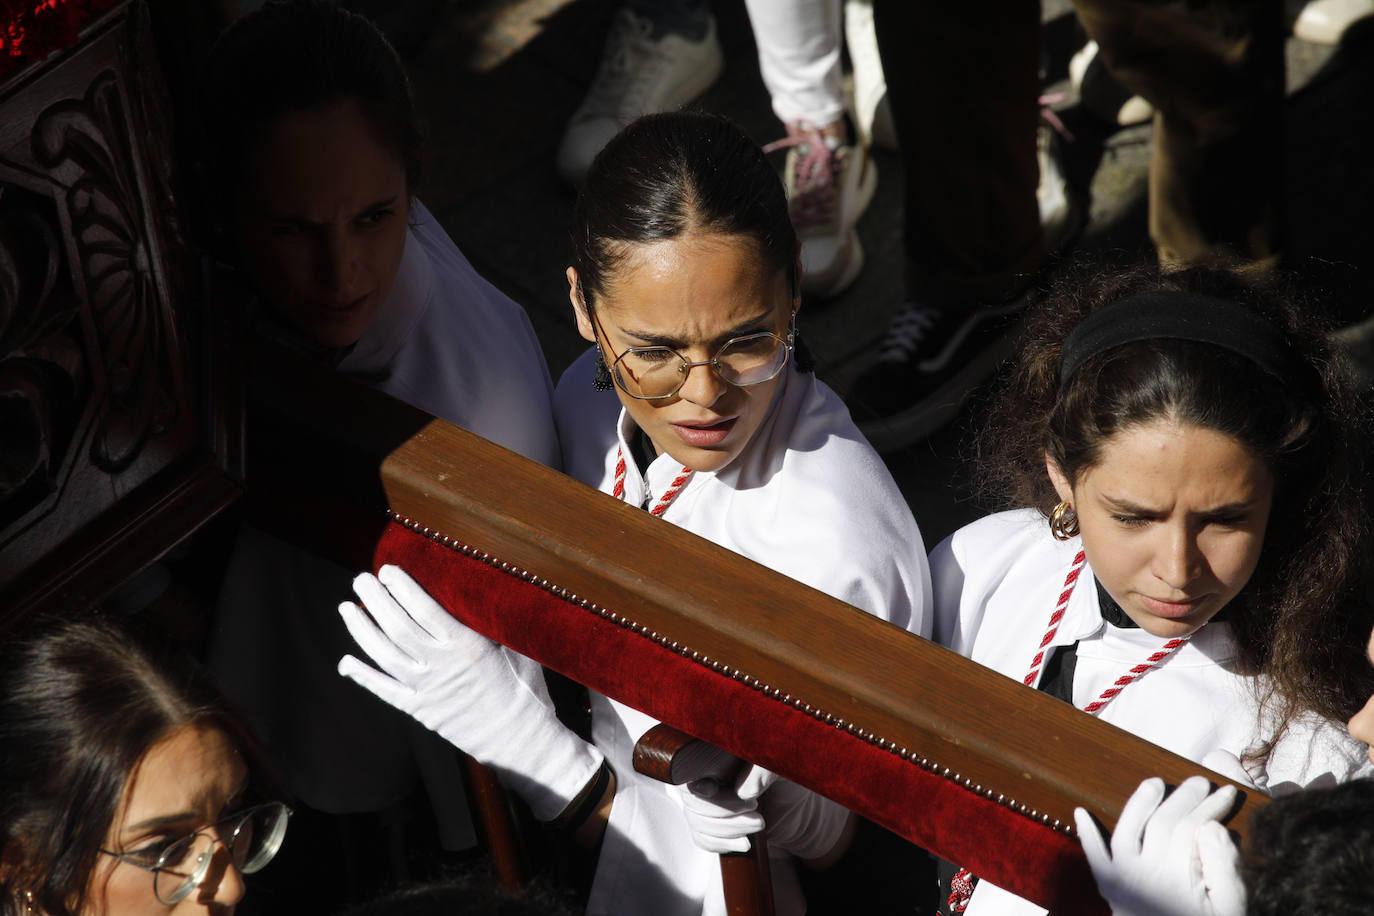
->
xmin=743 ymin=0 xmax=846 ymax=128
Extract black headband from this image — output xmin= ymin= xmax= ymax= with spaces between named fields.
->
xmin=1057 ymin=291 xmax=1294 ymax=389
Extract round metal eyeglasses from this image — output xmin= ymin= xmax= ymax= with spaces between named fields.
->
xmin=595 ymin=311 xmax=795 ymax=401
xmin=101 ymin=802 xmax=291 ymax=905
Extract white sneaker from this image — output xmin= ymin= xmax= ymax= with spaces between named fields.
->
xmin=844 ymin=0 xmax=898 ymax=151
xmin=1293 ymin=0 xmax=1374 ymax=44
xmin=766 ymin=122 xmax=877 ymax=299
xmin=1069 ymin=40 xmax=1153 ymax=127
xmin=556 ymin=8 xmax=724 ymax=185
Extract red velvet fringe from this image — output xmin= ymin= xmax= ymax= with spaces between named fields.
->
xmin=376 ymin=520 xmax=1108 ymax=915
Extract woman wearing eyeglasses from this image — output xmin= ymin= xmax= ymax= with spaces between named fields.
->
xmin=338 ymin=112 xmax=932 ymax=916
xmin=0 ymin=618 xmax=289 ymax=915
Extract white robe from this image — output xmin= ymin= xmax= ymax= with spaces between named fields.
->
xmin=210 ymin=202 xmax=558 ymax=840
xmin=555 ymin=347 xmax=933 ymax=916
xmin=930 ymin=509 xmax=1371 ymax=916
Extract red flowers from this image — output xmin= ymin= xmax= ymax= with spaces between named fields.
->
xmin=1 ymin=0 xmax=117 ymax=84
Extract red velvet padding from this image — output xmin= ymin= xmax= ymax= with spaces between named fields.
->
xmin=376 ymin=521 xmax=1108 ymax=915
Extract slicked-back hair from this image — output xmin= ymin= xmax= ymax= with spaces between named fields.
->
xmin=570 ymin=111 xmax=797 ymax=314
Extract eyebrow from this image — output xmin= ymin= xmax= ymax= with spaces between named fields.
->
xmin=264 ymin=196 xmax=399 ymax=228
xmin=618 ymin=310 xmax=775 ymax=349
xmin=1099 ymin=494 xmax=1260 ymax=516
xmin=123 ymin=811 xmax=200 ymax=835
xmin=121 ymin=780 xmax=250 ymax=836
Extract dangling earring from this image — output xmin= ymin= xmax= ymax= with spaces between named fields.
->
xmin=1049 ymin=501 xmax=1079 ymax=540
xmin=592 ymin=347 xmax=613 ymax=392
xmin=788 ymin=312 xmax=815 ymax=374
xmin=580 ymin=281 xmax=614 ymax=392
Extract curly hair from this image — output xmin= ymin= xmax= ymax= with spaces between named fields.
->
xmin=979 ymin=257 xmax=1374 ymax=733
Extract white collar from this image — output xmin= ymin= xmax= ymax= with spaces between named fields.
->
xmin=613 ymin=409 xmax=706 ymax=510
xmin=610 ymin=367 xmax=799 ymax=507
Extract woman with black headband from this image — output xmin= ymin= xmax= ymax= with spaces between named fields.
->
xmin=927 ymin=262 xmax=1374 ymax=915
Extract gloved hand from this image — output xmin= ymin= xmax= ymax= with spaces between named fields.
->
xmin=758 ymin=775 xmax=852 ymax=861
xmin=680 ymin=765 xmax=850 ymax=861
xmin=1203 ymin=747 xmax=1315 ymax=798
xmin=338 ymin=565 xmax=604 ymax=822
xmin=1202 ymin=748 xmax=1261 ymax=790
xmin=679 ymin=766 xmax=770 ymax=854
xmin=1075 ymin=776 xmax=1246 ymax=916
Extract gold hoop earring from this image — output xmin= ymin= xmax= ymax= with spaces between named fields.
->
xmin=1049 ymin=501 xmax=1079 ymax=540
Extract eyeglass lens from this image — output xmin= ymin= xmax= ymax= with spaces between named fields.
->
xmin=153 ymin=803 xmax=290 ymax=904
xmin=615 ymin=333 xmax=787 ymax=398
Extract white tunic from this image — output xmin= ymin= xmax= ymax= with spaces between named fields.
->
xmin=555 ymin=347 xmax=933 ymax=916
xmin=931 ymin=509 xmax=1371 ymax=916
xmin=210 ymin=201 xmax=558 ymax=838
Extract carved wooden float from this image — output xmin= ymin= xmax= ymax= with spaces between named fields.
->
xmin=0 ymin=0 xmax=241 ymax=631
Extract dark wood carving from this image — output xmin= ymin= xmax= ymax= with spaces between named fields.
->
xmin=0 ymin=1 xmax=241 ymax=631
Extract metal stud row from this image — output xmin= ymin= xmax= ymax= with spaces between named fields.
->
xmin=388 ymin=510 xmax=1074 ymax=835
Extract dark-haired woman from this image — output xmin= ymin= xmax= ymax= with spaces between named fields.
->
xmin=201 ymin=0 xmax=558 ymax=860
xmin=338 ymin=111 xmax=932 ymax=916
xmin=0 ymin=618 xmax=289 ymax=915
xmin=930 ymin=264 xmax=1374 ymax=914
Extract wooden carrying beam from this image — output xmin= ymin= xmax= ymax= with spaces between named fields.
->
xmin=373 ymin=420 xmax=1266 ymax=915
xmin=247 ymin=343 xmax=1263 ymax=915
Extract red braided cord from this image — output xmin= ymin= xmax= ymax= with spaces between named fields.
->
xmin=950 ymin=546 xmax=1195 ymax=911
xmin=1023 ymin=551 xmax=1086 ymax=686
xmin=612 ymin=450 xmax=626 ymax=500
xmin=613 ymin=445 xmax=693 ymax=516
xmin=948 ymin=867 xmax=977 ymax=913
xmin=649 ymin=470 xmax=693 ymax=516
xmin=1081 ymin=637 xmax=1190 ymax=714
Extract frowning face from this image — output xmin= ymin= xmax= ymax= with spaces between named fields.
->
xmin=1048 ymin=418 xmax=1275 ymax=639
xmin=235 ymin=99 xmax=409 ymax=350
xmin=570 ymin=231 xmax=797 ymax=473
xmin=88 ymin=725 xmax=249 ymax=914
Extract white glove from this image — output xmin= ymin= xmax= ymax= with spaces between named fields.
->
xmin=1203 ymin=746 xmax=1318 ymax=798
xmin=680 ymin=765 xmax=850 ymax=860
xmin=758 ymin=775 xmax=851 ymax=861
xmin=680 ymin=766 xmax=770 ymax=854
xmin=1075 ymin=776 xmax=1246 ymax=916
xmin=1202 ymin=748 xmax=1262 ymax=791
xmin=338 ymin=565 xmax=604 ymax=821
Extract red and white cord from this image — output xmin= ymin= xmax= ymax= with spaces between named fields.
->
xmin=1025 ymin=550 xmax=1195 ymax=714
xmin=1023 ymin=550 xmax=1087 ymax=687
xmin=613 ymin=444 xmax=693 ymax=517
xmin=1081 ymin=638 xmax=1191 ymax=714
xmin=951 ymin=545 xmax=1197 ymax=911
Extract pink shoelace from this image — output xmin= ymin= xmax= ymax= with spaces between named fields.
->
xmin=763 ymin=121 xmax=840 ymax=229
xmin=1039 ymin=91 xmax=1074 ymax=142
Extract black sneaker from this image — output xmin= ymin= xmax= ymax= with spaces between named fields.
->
xmin=847 ymin=298 xmax=1025 ymax=452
